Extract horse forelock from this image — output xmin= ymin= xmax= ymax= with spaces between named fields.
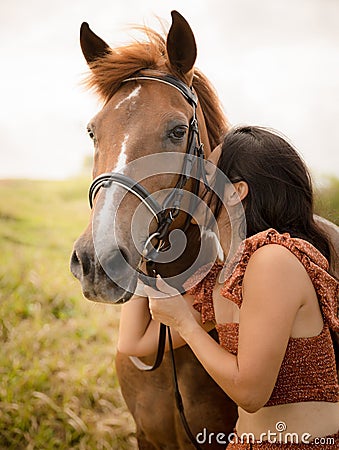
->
xmin=83 ymin=25 xmax=229 ymax=151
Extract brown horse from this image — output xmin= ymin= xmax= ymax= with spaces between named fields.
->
xmin=71 ymin=10 xmax=339 ymax=450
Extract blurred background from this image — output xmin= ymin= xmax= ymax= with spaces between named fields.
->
xmin=0 ymin=1 xmax=338 ymax=449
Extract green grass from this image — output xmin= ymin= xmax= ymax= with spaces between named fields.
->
xmin=0 ymin=178 xmax=136 ymax=450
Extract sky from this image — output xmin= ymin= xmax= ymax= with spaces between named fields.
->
xmin=1 ymin=0 xmax=338 ymax=182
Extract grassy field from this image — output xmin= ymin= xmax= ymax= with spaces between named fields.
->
xmin=0 ymin=178 xmax=136 ymax=450
xmin=0 ymin=176 xmax=338 ymax=450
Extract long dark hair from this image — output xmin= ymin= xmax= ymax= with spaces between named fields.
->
xmin=214 ymin=125 xmax=331 ymax=263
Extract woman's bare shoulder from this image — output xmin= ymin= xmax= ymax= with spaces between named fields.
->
xmin=243 ymin=243 xmax=309 ymax=306
xmin=246 ymin=243 xmax=304 ymax=273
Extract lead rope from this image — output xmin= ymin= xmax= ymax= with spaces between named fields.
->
xmin=167 ymin=326 xmax=203 ymax=450
xmin=135 ymin=272 xmax=203 ymax=448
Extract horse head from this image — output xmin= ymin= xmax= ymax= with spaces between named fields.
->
xmin=70 ymin=11 xmax=228 ymax=303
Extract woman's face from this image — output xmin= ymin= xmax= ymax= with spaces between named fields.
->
xmin=200 ymin=144 xmax=222 ymax=199
xmin=190 ymin=145 xmax=222 ymax=226
xmin=192 ymin=144 xmax=248 ymax=226
xmin=191 ymin=144 xmax=248 ymax=259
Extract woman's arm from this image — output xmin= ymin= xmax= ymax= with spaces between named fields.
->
xmin=117 ymin=286 xmax=214 ymax=356
xmin=148 ymin=244 xmax=304 ymax=413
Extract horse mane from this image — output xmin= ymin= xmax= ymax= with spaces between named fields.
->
xmin=84 ymin=26 xmax=229 ymax=149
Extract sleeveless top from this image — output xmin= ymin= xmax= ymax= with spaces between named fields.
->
xmin=187 ymin=228 xmax=339 ymax=407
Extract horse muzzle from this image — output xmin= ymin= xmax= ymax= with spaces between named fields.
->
xmin=70 ymin=237 xmax=136 ymax=304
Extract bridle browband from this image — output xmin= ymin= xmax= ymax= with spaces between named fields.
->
xmin=88 ymin=73 xmax=210 ymax=450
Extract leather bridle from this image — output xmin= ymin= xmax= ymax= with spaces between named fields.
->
xmin=88 ymin=73 xmax=210 ymax=450
xmin=89 ymin=73 xmax=209 ymax=262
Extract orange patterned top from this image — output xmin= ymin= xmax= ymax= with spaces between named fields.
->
xmin=187 ymin=228 xmax=339 ymax=407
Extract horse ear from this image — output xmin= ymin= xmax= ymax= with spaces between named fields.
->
xmin=166 ymin=11 xmax=197 ymax=75
xmin=80 ymin=22 xmax=110 ymax=64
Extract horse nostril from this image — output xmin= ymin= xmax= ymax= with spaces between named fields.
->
xmin=70 ymin=249 xmax=91 ymax=278
xmin=70 ymin=250 xmax=80 ymax=279
xmin=71 ymin=250 xmax=79 ymax=266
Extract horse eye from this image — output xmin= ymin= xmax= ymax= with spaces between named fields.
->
xmin=169 ymin=126 xmax=188 ymax=141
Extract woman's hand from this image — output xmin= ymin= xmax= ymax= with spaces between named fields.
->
xmin=144 ymin=276 xmax=197 ymax=335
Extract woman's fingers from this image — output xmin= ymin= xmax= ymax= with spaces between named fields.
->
xmin=143 ymin=276 xmax=179 ymax=299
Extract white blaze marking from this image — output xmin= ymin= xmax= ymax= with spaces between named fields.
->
xmin=94 ymin=133 xmax=129 ymax=250
xmin=95 ymin=183 xmax=118 ymax=251
xmin=94 ymin=84 xmax=139 ymax=258
xmin=114 ymin=85 xmax=141 ymax=110
xmin=114 ymin=133 xmax=129 ymax=172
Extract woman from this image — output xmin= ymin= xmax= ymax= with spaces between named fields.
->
xmin=118 ymin=126 xmax=339 ymax=448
